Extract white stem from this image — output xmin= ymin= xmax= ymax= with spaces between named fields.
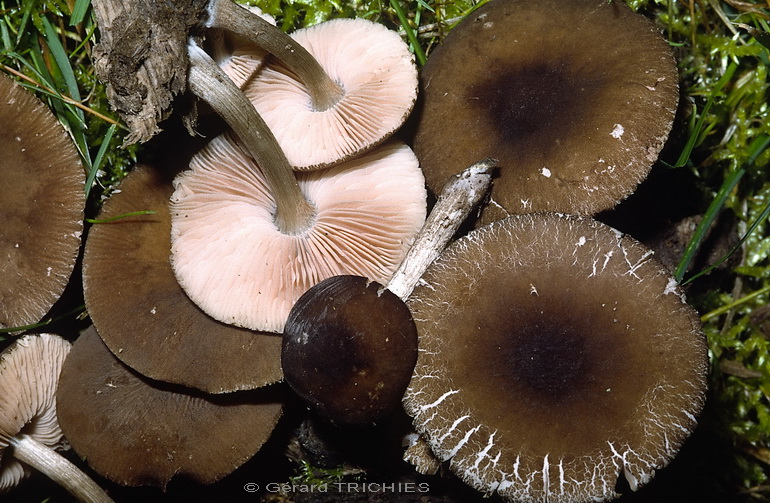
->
xmin=187 ymin=41 xmax=316 ymax=235
xmin=10 ymin=434 xmax=114 ymax=503
xmin=385 ymin=159 xmax=496 ymax=300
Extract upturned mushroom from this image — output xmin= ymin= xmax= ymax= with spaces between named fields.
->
xmin=0 ymin=333 xmax=113 ymax=503
xmin=402 ymin=213 xmax=708 ymax=503
xmin=56 ymin=326 xmax=283 ymax=489
xmin=82 ymin=161 xmax=282 ymax=394
xmin=170 ymin=133 xmax=426 ymax=334
xmin=0 ymin=73 xmax=85 ymax=330
xmin=410 ymin=0 xmax=679 ymax=219
xmin=282 ymin=162 xmax=494 ymax=427
xmin=242 ymin=17 xmax=419 ymax=169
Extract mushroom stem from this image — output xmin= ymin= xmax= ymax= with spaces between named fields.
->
xmin=9 ymin=434 xmax=114 ymax=503
xmin=187 ymin=41 xmax=316 ymax=235
xmin=205 ymin=0 xmax=344 ymax=111
xmin=385 ymin=159 xmax=496 ymax=300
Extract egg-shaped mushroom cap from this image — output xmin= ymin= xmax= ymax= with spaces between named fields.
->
xmin=56 ymin=326 xmax=283 ymax=489
xmin=82 ymin=165 xmax=282 ymax=393
xmin=411 ymin=0 xmax=678 ymax=218
xmin=403 ymin=213 xmax=708 ymax=503
xmin=170 ymin=136 xmax=426 ymax=334
xmin=0 ymin=333 xmax=71 ymax=491
xmin=244 ymin=18 xmax=418 ymax=170
xmin=282 ymin=275 xmax=418 ymax=427
xmin=0 ymin=74 xmax=85 ymax=329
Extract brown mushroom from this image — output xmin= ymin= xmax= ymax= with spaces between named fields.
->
xmin=281 ymin=162 xmax=494 ymax=427
xmin=82 ymin=163 xmax=282 ymax=393
xmin=0 ymin=73 xmax=85 ymax=330
xmin=56 ymin=326 xmax=283 ymax=489
xmin=0 ymin=333 xmax=113 ymax=502
xmin=402 ymin=213 xmax=708 ymax=502
xmin=411 ymin=0 xmax=679 ymax=219
xmin=282 ymin=274 xmax=418 ymax=428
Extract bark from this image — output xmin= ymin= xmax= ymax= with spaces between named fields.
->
xmin=91 ymin=0 xmax=209 ymax=143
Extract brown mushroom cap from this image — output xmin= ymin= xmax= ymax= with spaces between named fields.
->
xmin=403 ymin=213 xmax=708 ymax=503
xmin=56 ymin=326 xmax=283 ymax=489
xmin=0 ymin=333 xmax=70 ymax=490
xmin=282 ymin=275 xmax=418 ymax=427
xmin=0 ymin=73 xmax=85 ymax=329
xmin=244 ymin=18 xmax=418 ymax=170
xmin=411 ymin=0 xmax=679 ymax=218
xmin=82 ymin=164 xmax=282 ymax=393
xmin=170 ymin=136 xmax=426 ymax=333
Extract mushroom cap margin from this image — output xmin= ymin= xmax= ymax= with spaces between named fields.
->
xmin=403 ymin=213 xmax=708 ymax=503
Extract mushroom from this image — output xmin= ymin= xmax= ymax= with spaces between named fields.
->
xmin=0 ymin=72 xmax=85 ymax=330
xmin=410 ymin=0 xmax=679 ymax=219
xmin=282 ymin=162 xmax=494 ymax=427
xmin=202 ymin=0 xmax=418 ymax=169
xmin=82 ymin=162 xmax=283 ymax=394
xmin=282 ymin=274 xmax=418 ymax=428
xmin=242 ymin=17 xmax=419 ymax=169
xmin=169 ymin=134 xmax=427 ymax=334
xmin=402 ymin=213 xmax=708 ymax=502
xmin=55 ymin=325 xmax=283 ymax=488
xmin=0 ymin=333 xmax=113 ymax=503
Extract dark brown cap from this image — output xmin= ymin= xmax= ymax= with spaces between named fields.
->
xmin=56 ymin=326 xmax=283 ymax=489
xmin=403 ymin=213 xmax=708 ymax=502
xmin=0 ymin=73 xmax=85 ymax=329
xmin=282 ymin=275 xmax=418 ymax=427
xmin=82 ymin=164 xmax=282 ymax=393
xmin=412 ymin=0 xmax=679 ymax=219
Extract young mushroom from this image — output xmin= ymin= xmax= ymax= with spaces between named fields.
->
xmin=0 ymin=333 xmax=113 ymax=503
xmin=410 ymin=0 xmax=679 ymax=220
xmin=56 ymin=326 xmax=283 ymax=489
xmin=0 ymin=73 xmax=85 ymax=330
xmin=282 ymin=161 xmax=494 ymax=427
xmin=402 ymin=213 xmax=709 ymax=503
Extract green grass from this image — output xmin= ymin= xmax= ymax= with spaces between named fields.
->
xmin=2 ymin=0 xmax=770 ymax=499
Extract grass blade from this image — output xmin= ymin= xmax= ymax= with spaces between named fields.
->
xmin=673 ymin=62 xmax=737 ymax=168
xmin=676 ymin=134 xmax=770 ymax=283
xmin=70 ymin=0 xmax=92 ymax=26
xmin=390 ymin=0 xmax=427 ymax=66
xmin=84 ymin=123 xmax=116 ymax=199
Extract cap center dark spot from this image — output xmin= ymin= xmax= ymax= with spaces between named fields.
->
xmin=510 ymin=321 xmax=586 ymax=397
xmin=468 ymin=60 xmax=598 ymax=152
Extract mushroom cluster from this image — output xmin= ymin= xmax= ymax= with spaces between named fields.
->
xmin=171 ymin=6 xmax=427 ymax=334
xmin=4 ymin=0 xmax=711 ymax=501
xmin=56 ymin=2 xmax=432 ymax=494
